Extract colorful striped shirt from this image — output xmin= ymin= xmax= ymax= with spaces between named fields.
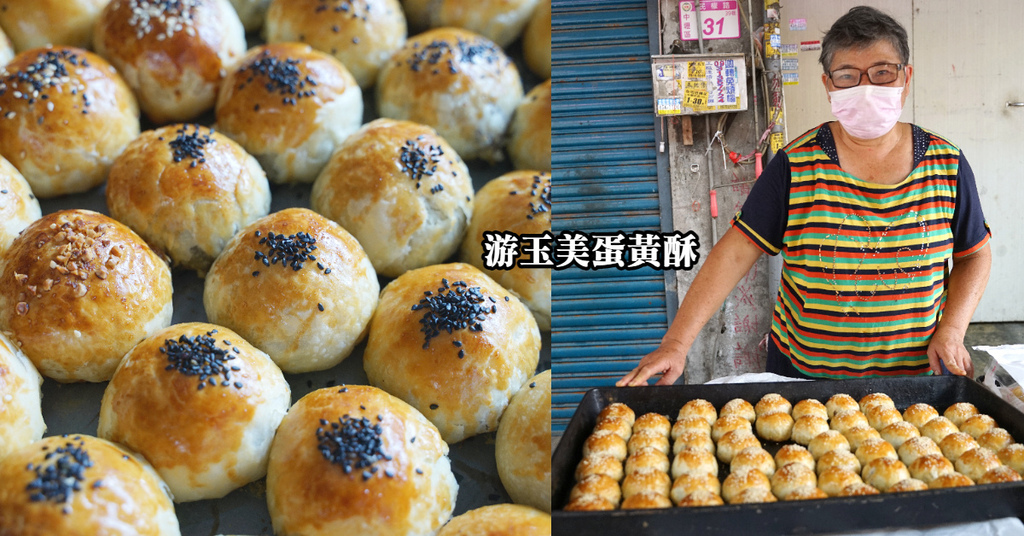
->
xmin=733 ymin=123 xmax=991 ymax=378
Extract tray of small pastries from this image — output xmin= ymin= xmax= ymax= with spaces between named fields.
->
xmin=552 ymin=376 xmax=1024 ymax=535
xmin=0 ymin=0 xmax=552 ymax=535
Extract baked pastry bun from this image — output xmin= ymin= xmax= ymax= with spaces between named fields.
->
xmin=106 ymin=124 xmax=271 ymax=274
xmin=0 ymin=435 xmax=179 ymax=534
xmin=311 ymin=118 xmax=473 ymax=278
xmin=438 ymin=504 xmax=550 ymax=535
xmin=574 ymin=455 xmax=623 ymax=483
xmin=0 ymin=332 xmax=44 ymax=460
xmin=858 ymin=392 xmax=895 ymax=414
xmin=960 ymin=414 xmax=997 ymax=440
xmin=497 ymin=371 xmax=550 ymax=512
xmin=267 ymin=385 xmax=458 ymax=535
xmin=816 ymin=449 xmax=861 ymax=476
xmin=0 ymin=156 xmax=40 ymax=254
xmin=792 ymin=415 xmax=830 ymax=447
xmin=711 ymin=414 xmax=752 ymax=443
xmin=782 ymin=486 xmax=827 ymax=501
xmin=597 ymin=403 xmax=635 ymax=427
xmin=97 ymin=323 xmax=290 ymax=502
xmin=730 ymin=446 xmax=776 ymax=477
xmin=861 ymin=457 xmax=910 ymax=492
xmin=593 ymin=417 xmax=631 ymax=441
xmin=775 ymin=444 xmax=815 ymax=472
xmin=677 ymin=398 xmax=717 ymax=426
xmin=721 ymin=469 xmax=771 ymax=503
xmin=792 ymin=399 xmax=828 ymax=421
xmin=228 ymin=0 xmax=271 ymax=31
xmin=838 ymin=482 xmax=880 ymax=496
xmin=669 ymin=473 xmax=720 ymax=503
xmin=671 ymin=416 xmax=711 ymax=441
xmin=719 ymin=398 xmax=756 ymax=423
xmin=621 ymin=470 xmax=671 ymax=500
xmin=879 ymin=421 xmax=920 ymax=449
xmin=0 ymin=47 xmax=139 ymax=197
xmin=673 ymin=430 xmax=715 ymax=456
xmin=818 ymin=466 xmax=861 ymax=497
xmin=716 ymin=429 xmax=760 ymax=463
xmin=888 ymin=478 xmax=929 ymax=492
xmin=999 ymin=444 xmax=1024 ymax=474
xmin=978 ymin=428 xmax=1014 ymax=453
xmin=908 ymin=454 xmax=955 ymax=485
xmin=265 ymin=0 xmax=406 ymax=89
xmin=583 ymin=433 xmax=627 ymax=462
xmin=830 ymin=410 xmax=869 ymax=435
xmin=94 ymin=0 xmax=246 ymax=123
xmin=624 ymin=448 xmax=670 ymax=475
xmin=756 ymin=412 xmax=794 ymax=442
xmin=216 ymin=43 xmax=363 ymax=184
xmin=0 ymin=0 xmax=106 ymax=51
xmin=459 ymin=170 xmax=550 ymax=329
xmin=807 ymin=429 xmax=850 ymax=461
xmin=627 ymin=432 xmax=669 ymax=457
xmin=770 ymin=463 xmax=816 ymax=499
xmin=0 ymin=210 xmax=173 ymax=382
xmin=632 ymin=413 xmax=670 ymax=437
xmin=401 ymin=0 xmax=540 ymax=48
xmin=938 ymin=432 xmax=978 ymax=463
xmin=843 ymin=425 xmax=882 ymax=451
xmin=855 ymin=438 xmax=898 ymax=467
xmin=203 ymin=208 xmax=379 ymax=373
xmin=674 ymin=489 xmax=724 ymax=507
xmin=671 ymin=446 xmax=717 ymax=479
xmin=522 ymin=0 xmax=550 ymax=78
xmin=865 ymin=405 xmax=902 ymax=431
xmin=955 ymin=447 xmax=1001 ymax=482
xmin=978 ymin=465 xmax=1022 ymax=485
xmin=943 ymin=402 xmax=979 ymax=428
xmin=729 ymin=487 xmax=776 ymax=504
xmin=903 ymin=403 xmax=939 ymax=429
xmin=508 ymin=81 xmax=550 ymax=171
xmin=569 ymin=474 xmax=620 ymax=506
xmin=364 ymin=262 xmax=541 ymax=443
xmin=928 ymin=472 xmax=974 ymax=489
xmin=825 ymin=394 xmax=859 ymax=419
xmin=754 ymin=393 xmax=791 ymax=418
xmin=897 ymin=436 xmax=942 ymax=466
xmin=377 ymin=28 xmax=523 ymax=162
xmin=563 ymin=495 xmax=615 ymax=512
xmin=620 ymin=492 xmax=672 ymax=510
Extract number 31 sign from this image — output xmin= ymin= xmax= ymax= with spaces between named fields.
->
xmin=679 ymin=1 xmax=741 ymax=41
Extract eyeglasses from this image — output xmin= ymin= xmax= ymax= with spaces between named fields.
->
xmin=828 ymin=63 xmax=904 ymax=89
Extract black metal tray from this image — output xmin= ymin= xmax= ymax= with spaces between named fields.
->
xmin=552 ymin=376 xmax=1024 ymax=535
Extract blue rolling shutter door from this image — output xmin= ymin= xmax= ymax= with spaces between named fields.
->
xmin=551 ymin=0 xmax=669 ymax=434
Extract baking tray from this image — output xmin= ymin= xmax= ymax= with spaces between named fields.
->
xmin=33 ymin=31 xmax=547 ymax=536
xmin=552 ymin=376 xmax=1024 ymax=535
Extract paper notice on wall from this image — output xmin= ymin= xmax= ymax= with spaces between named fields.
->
xmin=780 ymin=44 xmax=799 ymax=56
xmin=656 ymin=64 xmax=675 ymax=80
xmin=781 ymin=58 xmax=799 ymax=71
xmin=800 ymin=40 xmax=822 ymax=51
xmin=687 ymin=60 xmax=706 ymax=79
xmin=657 ymin=97 xmax=683 ymax=115
xmin=782 ymin=72 xmax=799 ymax=85
xmin=770 ymin=132 xmax=785 ymax=153
xmin=683 ymin=80 xmax=708 ymax=110
xmin=789 ymin=18 xmax=807 ymax=31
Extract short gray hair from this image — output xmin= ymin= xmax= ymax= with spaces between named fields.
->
xmin=819 ymin=6 xmax=910 ymax=73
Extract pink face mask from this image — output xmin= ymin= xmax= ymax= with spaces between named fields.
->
xmin=828 ymin=84 xmax=905 ymax=139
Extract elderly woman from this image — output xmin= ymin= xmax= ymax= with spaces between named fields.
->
xmin=619 ymin=6 xmax=991 ymax=385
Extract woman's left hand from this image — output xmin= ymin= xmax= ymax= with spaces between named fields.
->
xmin=926 ymin=327 xmax=974 ymax=376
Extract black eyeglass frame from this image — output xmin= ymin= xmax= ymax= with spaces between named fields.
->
xmin=827 ymin=63 xmax=905 ymax=89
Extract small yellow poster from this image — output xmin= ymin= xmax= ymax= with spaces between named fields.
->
xmin=687 ymin=61 xmax=706 ymax=80
xmin=683 ymin=80 xmax=707 ymax=110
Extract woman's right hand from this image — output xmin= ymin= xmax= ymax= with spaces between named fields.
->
xmin=615 ymin=339 xmax=688 ymax=387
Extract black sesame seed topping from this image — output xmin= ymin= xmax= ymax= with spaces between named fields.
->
xmin=411 ymin=279 xmax=494 ymax=351
xmin=318 ymin=302 xmax=325 ymax=312
xmin=429 ymin=403 xmax=439 ymax=410
xmin=406 ymin=37 xmax=504 ymax=75
xmin=527 ymin=173 xmax=551 ymax=220
xmin=399 ymin=139 xmax=444 ymax=193
xmin=24 ymin=438 xmax=95 ymax=510
xmin=530 ymin=382 xmax=536 ymax=388
xmin=237 ymin=51 xmax=318 ymax=106
xmin=416 ymin=468 xmax=424 ymax=474
xmin=0 ymin=189 xmax=7 ymax=194
xmin=0 ymin=49 xmax=91 ymax=120
xmin=168 ymin=124 xmax=215 ymax=167
xmin=252 ymin=230 xmax=329 ymax=274
xmin=161 ymin=330 xmax=241 ymax=390
xmin=316 ymin=415 xmax=390 ymax=477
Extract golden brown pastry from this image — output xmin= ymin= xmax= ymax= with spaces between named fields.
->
xmin=861 ymin=457 xmax=910 ymax=492
xmin=716 ymin=429 xmax=760 ymax=464
xmin=0 ymin=0 xmax=106 ymax=51
xmin=669 ymin=473 xmax=720 ymax=504
xmin=266 ymin=385 xmax=458 ymax=535
xmin=97 ymin=323 xmax=290 ymax=502
xmin=216 ymin=43 xmax=362 ymax=184
xmin=0 ymin=156 xmax=39 ymax=254
xmin=978 ymin=428 xmax=1014 ymax=453
xmin=620 ymin=491 xmax=672 ymax=510
xmin=627 ymin=432 xmax=669 ymax=457
xmin=364 ymin=262 xmax=540 ymax=443
xmin=228 ymin=0 xmax=271 ymax=31
xmin=908 ymin=454 xmax=955 ymax=485
xmin=817 ymin=466 xmax=862 ymax=497
xmin=938 ymin=432 xmax=979 ymax=463
xmin=522 ymin=0 xmax=550 ymax=78
xmin=903 ymin=403 xmax=939 ymax=429
xmin=677 ymin=398 xmax=717 ymax=426
xmin=633 ymin=413 xmax=670 ymax=437
xmin=754 ymin=393 xmax=791 ymax=418
xmin=955 ymin=447 xmax=1001 ymax=482
xmin=0 ymin=46 xmax=139 ymax=197
xmin=459 ymin=170 xmax=550 ymax=329
xmin=106 ymin=124 xmax=271 ymax=274
xmin=807 ymin=430 xmax=851 ymax=461
xmin=928 ymin=472 xmax=974 ymax=489
xmin=674 ymin=489 xmax=724 ymax=507
xmin=730 ymin=446 xmax=776 ymax=477
xmin=582 ymin=432 xmax=626 ymax=462
xmin=943 ymin=402 xmax=979 ymax=428
xmin=842 ymin=425 xmax=882 ymax=451
xmin=782 ymin=486 xmax=827 ymax=501
xmin=265 ymin=0 xmax=406 ymax=88
xmin=770 ymin=463 xmax=816 ymax=499
xmin=311 ymin=118 xmax=474 ymax=278
xmin=816 ymin=449 xmax=861 ymax=476
xmin=671 ymin=416 xmax=711 ymax=441
xmin=775 ymin=444 xmax=815 ymax=472
xmin=496 ymin=370 xmax=550 ymax=512
xmin=960 ymin=414 xmax=998 ymax=440
xmin=839 ymin=482 xmax=880 ymax=496
xmin=0 ymin=332 xmax=44 ymax=460
xmin=721 ymin=469 xmax=771 ymax=503
xmin=563 ymin=495 xmax=615 ymax=512
xmin=673 ymin=430 xmax=715 ymax=455
xmin=203 ymin=208 xmax=379 ymax=373
xmin=879 ymin=421 xmax=920 ymax=449
xmin=791 ymin=415 xmax=830 ymax=446
xmin=792 ymin=399 xmax=828 ymax=421
xmin=919 ymin=416 xmax=960 ymax=444
xmin=865 ymin=405 xmax=902 ymax=431
xmin=888 ymin=478 xmax=928 ymax=492
xmin=729 ymin=487 xmax=777 ymax=504
xmin=0 ymin=210 xmax=172 ymax=382
xmin=830 ymin=410 xmax=869 ymax=435
xmin=597 ymin=403 xmax=635 ymax=428
xmin=508 ymin=80 xmax=550 ymax=171
xmin=437 ymin=504 xmax=550 ymax=536
xmin=670 ymin=446 xmax=717 ymax=480
xmin=377 ymin=28 xmax=523 ymax=162
xmin=592 ymin=418 xmax=631 ymax=441
xmin=711 ymin=414 xmax=752 ymax=443
xmin=825 ymin=393 xmax=859 ymax=419
xmin=855 ymin=438 xmax=898 ymax=467
xmin=978 ymin=465 xmax=1022 ymax=485
xmin=574 ymin=455 xmax=623 ymax=483
xmin=621 ymin=471 xmax=671 ymax=500
xmin=0 ymin=435 xmax=179 ymax=534
xmin=400 ymin=0 xmax=539 ymax=48
xmin=624 ymin=448 xmax=670 ymax=476
xmin=998 ymin=444 xmax=1024 ymax=474
xmin=719 ymin=398 xmax=756 ymax=423
xmin=94 ymin=0 xmax=246 ymax=123
xmin=569 ymin=474 xmax=620 ymax=506
xmin=756 ymin=412 xmax=794 ymax=442
xmin=897 ymin=436 xmax=942 ymax=466
xmin=858 ymin=392 xmax=895 ymax=414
